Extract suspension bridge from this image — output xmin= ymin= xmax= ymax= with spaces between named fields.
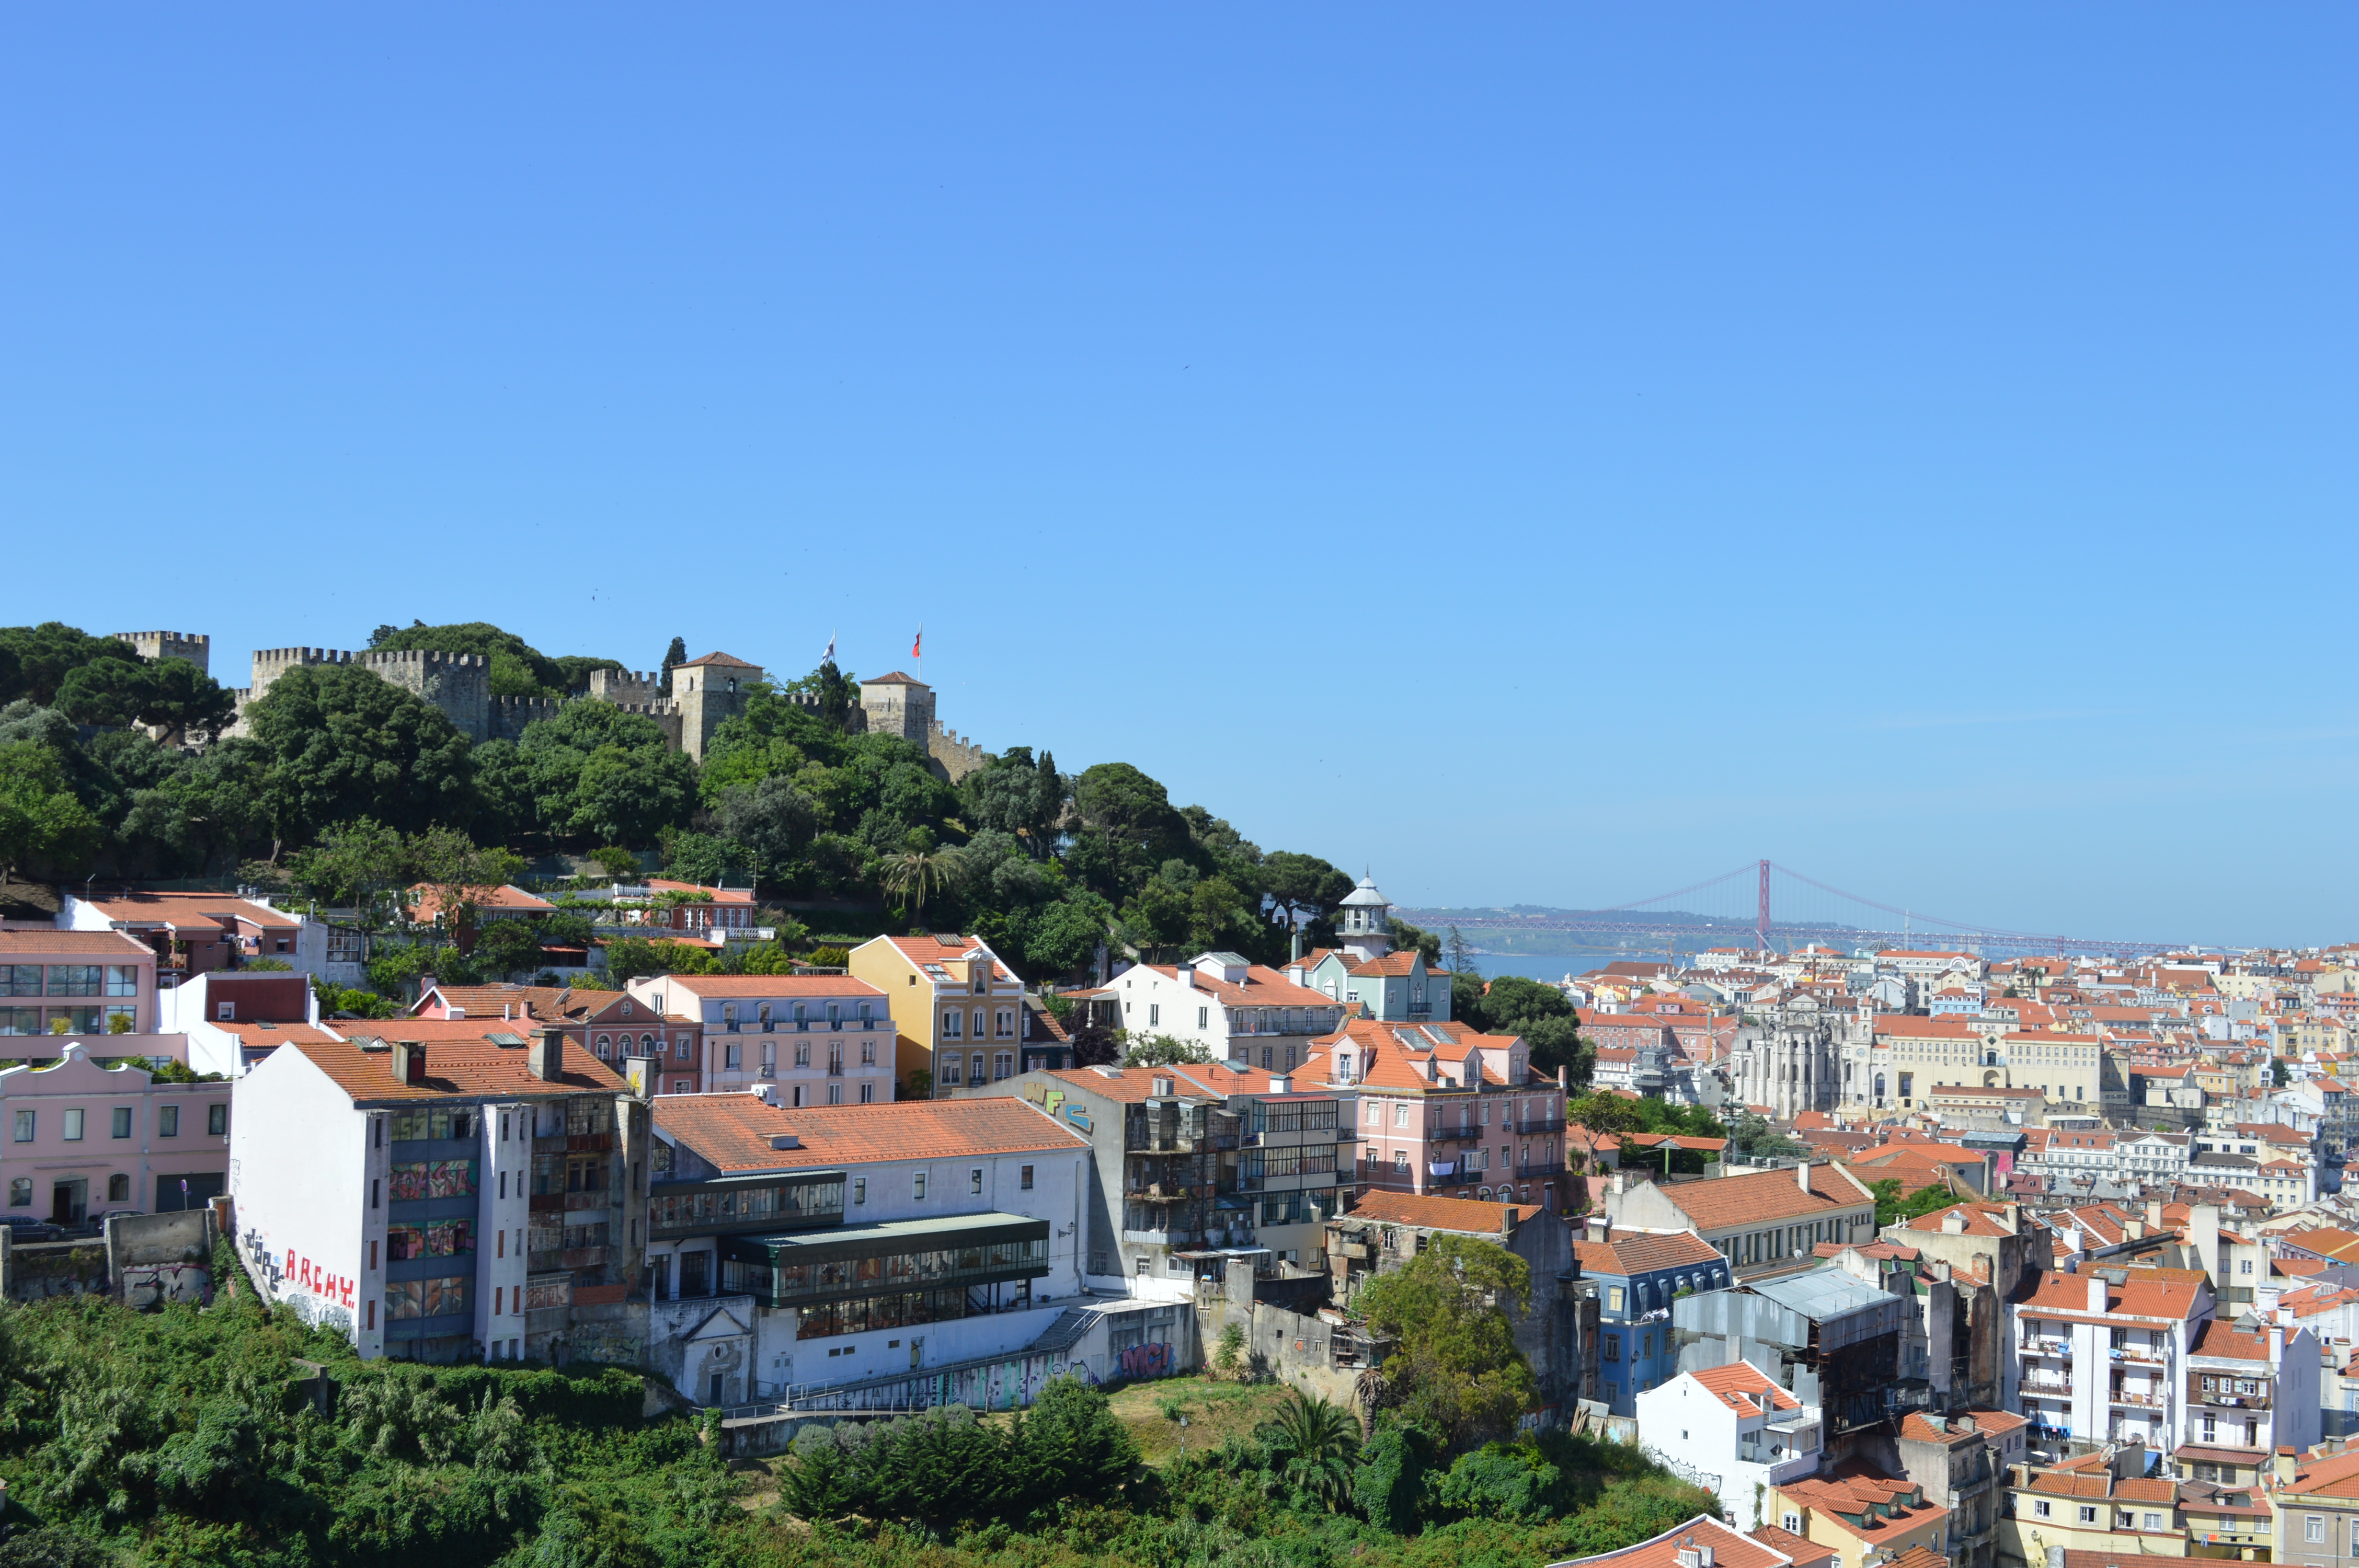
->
xmin=1396 ymin=860 xmax=2201 ymax=963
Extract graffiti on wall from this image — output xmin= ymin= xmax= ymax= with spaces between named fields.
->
xmin=121 ymin=1262 xmax=211 ymax=1309
xmin=241 ymin=1224 xmax=356 ymax=1339
xmin=1116 ymin=1341 xmax=1173 ymax=1379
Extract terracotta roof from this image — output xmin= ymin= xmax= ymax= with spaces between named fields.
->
xmin=282 ymin=1034 xmax=625 ymax=1102
xmin=655 ymin=1093 xmax=1085 ymax=1171
xmin=416 ymin=983 xmax=616 ymax=1023
xmin=2277 ymin=1446 xmax=2359 ymax=1499
xmin=1900 ymin=1202 xmax=2018 ymax=1237
xmin=2018 ymin=1272 xmax=2204 ymax=1322
xmin=1886 ymin=1549 xmax=1948 ymax=1568
xmin=213 ymin=1022 xmax=345 ymax=1051
xmin=1346 ymin=953 xmax=1432 ymax=977
xmin=1341 ymin=1189 xmax=1539 ymax=1233
xmin=677 ymin=651 xmax=761 ymax=669
xmin=407 ymin=882 xmax=553 ymax=919
xmin=2189 ymin=1321 xmax=2273 ymax=1362
xmin=1130 ymin=962 xmax=1335 ymax=1010
xmin=0 ymin=930 xmax=157 ymax=957
xmin=1634 ymin=1163 xmax=1873 ymax=1232
xmin=75 ymin=892 xmax=299 ymax=930
xmin=867 ymin=935 xmax=1017 ymax=982
xmin=1688 ymin=1359 xmax=1800 ymax=1416
xmin=657 ymin=974 xmax=886 ymax=999
xmin=1573 ymin=1228 xmax=1725 ymax=1277
xmin=1547 ymin=1515 xmax=1791 ymax=1568
xmin=643 ymin=879 xmax=757 ymax=904
xmin=862 ymin=671 xmax=924 ymax=685
xmin=1777 ymin=1473 xmax=1945 ymax=1542
xmin=1040 ymin=1066 xmax=1219 ymax=1105
xmin=1746 ymin=1526 xmax=1832 ymax=1568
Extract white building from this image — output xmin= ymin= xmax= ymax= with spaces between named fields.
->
xmin=1634 ymin=1360 xmax=1823 ymax=1529
xmin=627 ymin=975 xmax=896 ymax=1107
xmin=228 ymin=1022 xmax=649 ymax=1364
xmin=2009 ymin=1267 xmax=2211 ymax=1456
xmin=2179 ymin=1319 xmax=2321 ymax=1458
xmin=1108 ymin=952 xmax=1346 ymax=1076
xmin=646 ymin=1092 xmax=1094 ymax=1405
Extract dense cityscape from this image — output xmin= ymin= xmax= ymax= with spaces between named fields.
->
xmin=0 ymin=618 xmax=2353 ymax=1568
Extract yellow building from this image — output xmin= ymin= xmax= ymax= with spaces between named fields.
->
xmin=846 ymin=933 xmax=1028 ymax=1098
xmin=2000 ymin=1459 xmax=2184 ymax=1566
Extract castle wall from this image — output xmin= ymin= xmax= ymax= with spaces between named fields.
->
xmin=112 ymin=631 xmax=211 ymax=677
xmin=927 ymin=722 xmax=989 ymax=785
xmin=358 ymin=650 xmax=491 ymax=742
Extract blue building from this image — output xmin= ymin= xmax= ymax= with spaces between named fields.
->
xmin=1576 ymin=1221 xmax=1731 ymax=1416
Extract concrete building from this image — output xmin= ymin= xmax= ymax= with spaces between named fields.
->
xmin=1770 ymin=1469 xmax=1957 ymax=1568
xmin=1577 ymin=1219 xmax=1733 ymax=1415
xmin=845 ymin=933 xmax=1027 ymax=1098
xmin=0 ymin=1043 xmax=231 ymax=1221
xmin=1636 ymin=1361 xmax=1822 ymax=1529
xmin=1329 ymin=1189 xmax=1585 ymax=1418
xmin=60 ymin=890 xmax=348 ymax=987
xmin=2272 ymin=1445 xmax=2359 ymax=1568
xmin=415 ymin=982 xmax=705 ymax=1096
xmin=1672 ymin=1265 xmax=1922 ymax=1446
xmin=1106 ymin=953 xmax=1346 ymax=1075
xmin=1603 ymin=1163 xmax=1880 ymax=1284
xmin=1166 ymin=1059 xmax=1353 ymax=1269
xmin=2010 ymin=1269 xmax=2211 ymax=1459
xmin=228 ymin=1023 xmax=648 ymax=1364
xmin=2000 ymin=1458 xmax=2184 ymax=1567
xmin=1892 ymin=1408 xmax=2025 ymax=1568
xmin=0 ymin=928 xmax=158 ymax=1036
xmin=626 ymin=975 xmax=894 ymax=1107
xmin=645 ymin=1092 xmax=1090 ymax=1405
xmin=2179 ymin=1319 xmax=2321 ymax=1460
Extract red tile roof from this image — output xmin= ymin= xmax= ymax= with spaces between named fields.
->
xmin=283 ymin=1033 xmax=624 ymax=1102
xmin=1342 ymin=1189 xmax=1539 ymax=1233
xmin=655 ymin=1093 xmax=1086 ymax=1170
xmin=677 ymin=651 xmax=762 ymax=669
xmin=1688 ymin=1359 xmax=1800 ymax=1416
xmin=2189 ymin=1321 xmax=2273 ymax=1362
xmin=0 ymin=930 xmax=157 ymax=957
xmin=1573 ymin=1228 xmax=1725 ymax=1276
xmin=76 ymin=892 xmax=299 ymax=930
xmin=658 ymin=974 xmax=886 ymax=999
xmin=1632 ymin=1163 xmax=1875 ymax=1232
xmin=1546 ymin=1515 xmax=1791 ymax=1568
xmin=1039 ymin=1066 xmax=1218 ymax=1104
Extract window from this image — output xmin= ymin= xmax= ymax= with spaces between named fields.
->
xmin=1020 ymin=1165 xmax=1034 ymax=1190
xmin=852 ymin=1178 xmax=866 ymax=1205
xmin=2034 ymin=1501 xmax=2051 ymax=1519
xmin=107 ymin=1173 xmax=129 ymax=1202
xmin=723 ymin=1005 xmax=738 ymax=1032
xmin=725 ymin=1042 xmax=741 ymax=1069
xmin=110 ymin=1107 xmax=131 ymax=1139
xmin=826 ymin=1084 xmax=842 ymax=1105
xmin=993 ymin=1051 xmax=1013 ymax=1081
xmin=1148 ymin=1004 xmax=1159 ymax=1028
xmin=217 ymin=1001 xmax=235 ymax=1021
xmin=913 ymin=1172 xmax=927 ymax=1200
xmin=10 ymin=1110 xmax=30 ymax=1143
xmin=942 ymin=1055 xmax=963 ymax=1086
xmin=942 ymin=1010 xmax=962 ymax=1039
xmin=1197 ymin=1007 xmax=1208 ymax=1029
xmin=1607 ymin=1286 xmax=1624 ymax=1312
xmin=970 ymin=1168 xmax=983 ymax=1195
xmin=154 ymin=1103 xmax=179 ymax=1138
xmin=2309 ymin=1518 xmax=2326 ymax=1544
xmin=208 ymin=1104 xmax=227 ymax=1136
xmin=1393 ymin=1103 xmax=1408 ymax=1127
xmin=62 ymin=1109 xmax=84 ymax=1142
xmin=2143 ymin=1514 xmax=2162 ymax=1532
xmin=677 ymin=1035 xmax=691 ymax=1059
xmin=861 ymin=1038 xmax=876 ymax=1064
xmin=7 ymin=1178 xmax=28 ymax=1207
xmin=104 ymin=965 xmax=139 ymax=997
xmin=997 ymin=1009 xmax=1014 ymax=1038
xmin=2079 ymin=1507 xmax=2097 ymax=1524
xmin=1602 ymin=1334 xmax=1621 ymax=1362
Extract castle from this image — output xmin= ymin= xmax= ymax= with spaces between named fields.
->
xmin=112 ymin=631 xmax=211 ymax=676
xmin=189 ymin=640 xmax=988 ymax=778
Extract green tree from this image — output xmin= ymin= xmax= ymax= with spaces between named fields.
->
xmin=1445 ymin=925 xmax=1482 ymax=979
xmin=408 ymin=827 xmax=526 ymax=954
xmin=368 ymin=620 xmax=597 ymax=699
xmin=712 ymin=775 xmax=818 ymax=882
xmin=281 ymin=816 xmax=408 ymax=909
xmin=882 ymin=842 xmax=961 ymax=920
xmin=0 ymin=622 xmax=148 ymax=706
xmin=1866 ymin=1177 xmax=1961 ymax=1227
xmin=1463 ymin=974 xmax=1590 ymax=1083
xmin=1353 ymin=1417 xmax=1438 ymax=1532
xmin=0 ymin=740 xmax=104 ymax=880
xmin=1070 ymin=762 xmax=1191 ymax=901
xmin=117 ymin=741 xmax=271 ymax=877
xmin=1262 ymin=850 xmax=1354 ymax=935
xmin=473 ymin=918 xmax=546 ymax=980
xmin=1390 ymin=917 xmax=1444 ymax=965
xmin=1119 ymin=1032 xmax=1212 ymax=1067
xmin=1356 ymin=1232 xmax=1540 ymax=1451
xmin=53 ymin=655 xmax=236 ymax=741
xmin=517 ymin=701 xmax=696 ymax=845
xmin=1255 ymin=1389 xmax=1358 ymax=1510
xmin=244 ymin=664 xmax=475 ymax=847
xmin=659 ymin=636 xmax=686 ymax=695
xmin=959 ymin=746 xmax=1067 ymax=859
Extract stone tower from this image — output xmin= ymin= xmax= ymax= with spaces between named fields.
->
xmin=666 ymin=651 xmax=764 ymax=763
xmin=111 ymin=631 xmax=210 ymax=676
xmin=858 ymin=672 xmax=935 ymax=748
xmin=1732 ymin=997 xmax=1838 ymax=1122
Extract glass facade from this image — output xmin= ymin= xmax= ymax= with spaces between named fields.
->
xmin=650 ymin=1173 xmax=844 ymax=1237
xmin=717 ymin=1217 xmax=1049 ymax=1311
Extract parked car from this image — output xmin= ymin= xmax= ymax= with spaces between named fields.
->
xmin=0 ymin=1215 xmax=65 ymax=1242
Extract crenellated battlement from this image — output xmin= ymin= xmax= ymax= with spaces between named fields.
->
xmin=111 ymin=630 xmax=213 ymax=678
xmin=359 ymin=649 xmax=488 ymax=669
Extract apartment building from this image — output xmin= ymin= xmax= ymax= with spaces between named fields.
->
xmin=626 ymin=975 xmax=892 ymax=1106
xmin=845 ymin=933 xmax=1026 ymax=1097
xmin=1106 ymin=953 xmax=1346 ymax=1075
xmin=417 ymin=982 xmax=705 ymax=1095
xmin=645 ymin=1093 xmax=1090 ymax=1404
xmin=1636 ymin=1361 xmax=1822 ymax=1529
xmin=1579 ymin=1221 xmax=1734 ymax=1415
xmin=1770 ymin=1471 xmax=1956 ymax=1568
xmin=2000 ymin=1458 xmax=2183 ymax=1566
xmin=1167 ymin=1060 xmax=1352 ymax=1268
xmin=1602 ymin=1163 xmax=1879 ymax=1284
xmin=229 ymin=1023 xmax=648 ymax=1364
xmin=61 ymin=890 xmax=345 ymax=984
xmin=2273 ymin=1445 xmax=2359 ymax=1568
xmin=1312 ymin=1018 xmax=1567 ymax=1207
xmin=1895 ymin=1409 xmax=2024 ymax=1568
xmin=2180 ymin=1320 xmax=2321 ymax=1459
xmin=0 ymin=1043 xmax=230 ymax=1222
xmin=0 ymin=928 xmax=159 ymax=1036
xmin=1297 ymin=947 xmax=1451 ymax=1023
xmin=2010 ymin=1270 xmax=2211 ymax=1458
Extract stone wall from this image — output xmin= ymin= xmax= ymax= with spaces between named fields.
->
xmin=928 ymin=723 xmax=991 ymax=784
xmin=112 ymin=631 xmax=211 ymax=676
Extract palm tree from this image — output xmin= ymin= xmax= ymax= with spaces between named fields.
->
xmin=1257 ymin=1387 xmax=1359 ymax=1510
xmin=882 ymin=846 xmax=961 ymax=920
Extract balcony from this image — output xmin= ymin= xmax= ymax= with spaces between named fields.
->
xmin=2024 ymin=1340 xmax=2071 ymax=1358
xmin=1120 ymin=1227 xmax=1200 ymax=1247
xmin=2021 ymin=1378 xmax=2074 ymax=1397
xmin=2109 ymin=1390 xmax=2165 ymax=1409
xmin=2112 ymin=1346 xmax=2166 ymax=1366
xmin=1515 ymin=1162 xmax=1567 ymax=1180
xmin=1515 ymin=1116 xmax=1567 ymax=1135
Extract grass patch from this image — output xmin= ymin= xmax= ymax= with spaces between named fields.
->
xmin=1107 ymin=1377 xmax=1300 ymax=1466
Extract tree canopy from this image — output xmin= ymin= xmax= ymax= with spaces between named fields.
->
xmin=1356 ymin=1232 xmax=1541 ymax=1451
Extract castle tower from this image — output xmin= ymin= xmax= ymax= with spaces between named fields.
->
xmin=1337 ymin=875 xmax=1393 ymax=965
xmin=111 ymin=631 xmax=210 ymax=677
xmin=858 ymin=672 xmax=934 ymax=749
xmin=358 ymin=649 xmax=493 ymax=742
xmin=668 ymin=651 xmax=764 ymax=762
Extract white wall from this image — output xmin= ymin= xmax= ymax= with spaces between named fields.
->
xmin=829 ymin=1147 xmax=1089 ymax=1298
xmin=475 ymin=1103 xmax=535 ymax=1358
xmin=228 ymin=1046 xmax=372 ymax=1351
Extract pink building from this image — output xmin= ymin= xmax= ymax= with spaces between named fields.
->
xmin=0 ymin=1043 xmax=231 ymax=1223
xmin=0 ymin=928 xmax=159 ymax=1036
xmin=1307 ymin=1018 xmax=1571 ymax=1211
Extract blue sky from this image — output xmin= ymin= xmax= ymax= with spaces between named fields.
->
xmin=4 ymin=8 xmax=2352 ymax=947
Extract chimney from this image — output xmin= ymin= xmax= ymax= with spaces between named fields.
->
xmin=1796 ymin=1158 xmax=1813 ymax=1192
xmin=1152 ymin=1076 xmax=1174 ymax=1097
xmin=2087 ymin=1274 xmax=2108 ymax=1312
xmin=530 ymin=1026 xmax=564 ymax=1082
xmin=1269 ymin=1074 xmax=1292 ymax=1094
xmin=2147 ymin=1197 xmax=2164 ymax=1232
xmin=1586 ymin=1215 xmax=1612 ymax=1244
xmin=2194 ymin=1202 xmax=2222 ymax=1285
xmin=770 ymin=1133 xmax=800 ymax=1150
xmin=390 ymin=1040 xmax=427 ymax=1084
xmin=1290 ymin=928 xmax=1303 ymax=963
xmin=1176 ymin=962 xmax=1195 ymax=990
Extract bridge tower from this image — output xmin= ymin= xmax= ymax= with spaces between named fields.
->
xmin=1756 ymin=860 xmax=1771 ymax=953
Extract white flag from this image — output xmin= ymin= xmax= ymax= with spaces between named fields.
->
xmin=821 ymin=629 xmax=837 ymax=664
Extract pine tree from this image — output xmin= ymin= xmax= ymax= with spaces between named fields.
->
xmin=659 ymin=636 xmax=686 ymax=694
